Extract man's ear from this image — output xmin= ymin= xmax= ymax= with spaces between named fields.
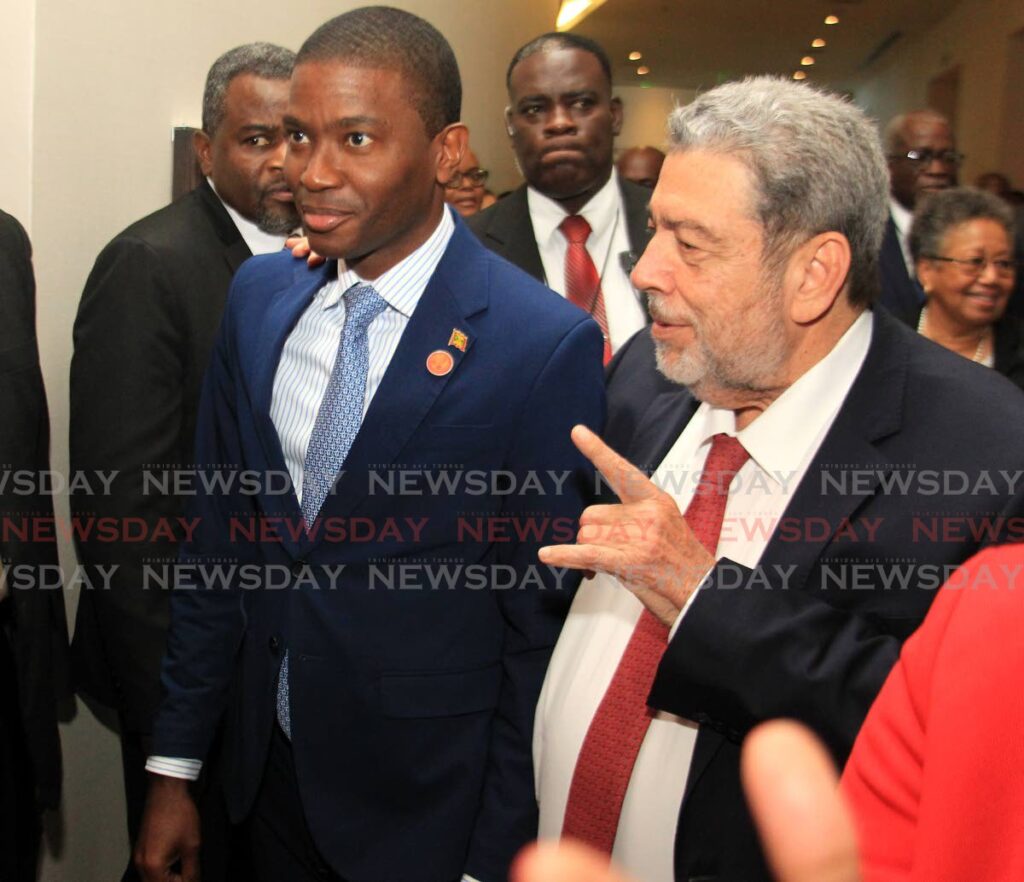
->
xmin=436 ymin=123 xmax=469 ymax=187
xmin=193 ymin=129 xmax=214 ymax=177
xmin=786 ymin=232 xmax=853 ymax=325
xmin=504 ymin=106 xmax=516 ymax=138
xmin=610 ymin=96 xmax=624 ymax=137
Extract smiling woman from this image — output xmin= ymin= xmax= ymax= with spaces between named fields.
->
xmin=908 ymin=187 xmax=1023 ymax=388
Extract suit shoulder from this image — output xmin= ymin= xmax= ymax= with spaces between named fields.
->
xmin=99 ymin=189 xmax=222 ymax=259
xmin=465 ymin=187 xmax=527 ymax=238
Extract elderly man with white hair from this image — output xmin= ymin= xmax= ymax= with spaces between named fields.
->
xmin=535 ymin=76 xmax=1024 ymax=882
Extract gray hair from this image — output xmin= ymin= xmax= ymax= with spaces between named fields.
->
xmin=202 ymin=42 xmax=295 ymax=135
xmin=909 ymin=187 xmax=1016 ymax=262
xmin=882 ymin=109 xmax=949 ymax=154
xmin=667 ymin=76 xmax=890 ymax=307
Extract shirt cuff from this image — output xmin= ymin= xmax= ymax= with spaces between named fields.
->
xmin=145 ymin=756 xmax=203 ymax=781
xmin=668 ymin=562 xmax=716 ymax=640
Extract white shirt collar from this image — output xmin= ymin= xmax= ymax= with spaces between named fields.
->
xmin=208 ymin=177 xmax=291 ymax=256
xmin=320 ymin=205 xmax=455 ymax=318
xmin=527 ymin=169 xmax=621 ymax=246
xmin=695 ymin=310 xmax=874 ymax=483
xmin=889 ymin=196 xmax=913 ymax=241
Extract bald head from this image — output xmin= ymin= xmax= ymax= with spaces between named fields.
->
xmin=884 ymin=110 xmax=958 ymax=210
xmin=617 ymin=146 xmax=665 ymax=188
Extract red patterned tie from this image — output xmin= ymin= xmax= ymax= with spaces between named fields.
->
xmin=559 ymin=214 xmax=612 ymax=365
xmin=561 ymin=433 xmax=750 ymax=854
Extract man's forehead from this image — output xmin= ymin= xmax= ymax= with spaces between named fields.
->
xmin=509 ymin=47 xmax=608 ymax=97
xmin=652 ymin=151 xmax=761 ymax=234
xmin=901 ymin=117 xmax=953 ymax=146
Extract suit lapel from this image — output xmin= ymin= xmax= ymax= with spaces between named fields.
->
xmin=481 ymin=187 xmax=546 ymax=282
xmin=196 ymin=179 xmax=254 ymax=272
xmin=305 ymin=222 xmax=488 ymax=541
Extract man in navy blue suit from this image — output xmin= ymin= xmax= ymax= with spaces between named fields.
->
xmin=134 ymin=8 xmax=605 ymax=882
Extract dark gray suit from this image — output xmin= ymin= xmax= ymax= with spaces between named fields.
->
xmin=0 ymin=209 xmax=69 ymax=882
xmin=466 ymin=178 xmax=652 ymax=313
xmin=69 ymin=180 xmax=252 ymax=879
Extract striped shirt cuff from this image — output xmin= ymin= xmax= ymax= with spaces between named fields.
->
xmin=146 ymin=756 xmax=203 ymax=781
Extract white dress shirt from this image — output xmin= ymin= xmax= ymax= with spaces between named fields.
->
xmin=208 ymin=177 xmax=292 ymax=256
xmin=146 ymin=208 xmax=454 ymax=781
xmin=534 ymin=311 xmax=874 ymax=882
xmin=889 ymin=196 xmax=916 ymax=278
xmin=527 ymin=171 xmax=647 ymax=352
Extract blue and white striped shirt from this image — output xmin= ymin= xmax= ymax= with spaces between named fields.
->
xmin=271 ymin=207 xmax=455 ymax=501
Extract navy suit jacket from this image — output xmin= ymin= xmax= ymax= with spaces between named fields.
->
xmin=152 ymin=216 xmax=606 ymax=882
xmin=603 ymin=308 xmax=1024 ymax=881
xmin=877 ymin=215 xmax=924 ymax=318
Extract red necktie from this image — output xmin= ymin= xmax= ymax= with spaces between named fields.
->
xmin=559 ymin=214 xmax=612 ymax=365
xmin=561 ymin=433 xmax=750 ymax=854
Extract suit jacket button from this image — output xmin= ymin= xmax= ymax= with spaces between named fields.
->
xmin=269 ymin=635 xmax=281 ymax=653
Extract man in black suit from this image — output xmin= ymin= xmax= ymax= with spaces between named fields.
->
xmin=535 ymin=77 xmax=1024 ymax=882
xmin=467 ymin=33 xmax=651 ymax=359
xmin=878 ymin=110 xmax=959 ymax=317
xmin=0 ymin=209 xmax=69 ymax=882
xmin=69 ymin=42 xmax=297 ymax=881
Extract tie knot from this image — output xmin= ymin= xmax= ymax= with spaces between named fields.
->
xmin=700 ymin=433 xmax=750 ymax=490
xmin=559 ymin=214 xmax=592 ymax=245
xmin=343 ymin=283 xmax=388 ymax=333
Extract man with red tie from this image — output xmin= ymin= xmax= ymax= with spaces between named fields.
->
xmin=467 ymin=33 xmax=652 ymax=363
xmin=533 ymin=76 xmax=1024 ymax=881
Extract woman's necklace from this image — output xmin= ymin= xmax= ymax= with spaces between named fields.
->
xmin=917 ymin=305 xmax=988 ymax=363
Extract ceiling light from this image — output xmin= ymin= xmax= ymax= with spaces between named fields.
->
xmin=824 ymin=15 xmax=840 ymax=25
xmin=636 ymin=65 xmax=650 ymax=75
xmin=628 ymin=51 xmax=643 ymax=61
xmin=800 ymin=56 xmax=816 ymax=66
xmin=793 ymin=71 xmax=808 ymax=80
xmin=556 ymin=0 xmax=608 ymax=31
xmin=812 ymin=38 xmax=826 ymax=48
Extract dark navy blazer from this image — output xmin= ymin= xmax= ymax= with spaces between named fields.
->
xmin=152 ymin=216 xmax=606 ymax=882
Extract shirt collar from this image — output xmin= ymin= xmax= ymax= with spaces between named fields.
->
xmin=208 ymin=177 xmax=292 ymax=256
xmin=321 ymin=205 xmax=455 ymax=317
xmin=889 ymin=196 xmax=913 ymax=240
xmin=696 ymin=310 xmax=874 ymax=483
xmin=527 ymin=169 xmax=621 ymax=246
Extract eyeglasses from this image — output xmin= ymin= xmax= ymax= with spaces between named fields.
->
xmin=888 ymin=148 xmax=964 ymax=167
xmin=445 ymin=168 xmax=489 ymax=189
xmin=925 ymin=255 xmax=1019 ymax=276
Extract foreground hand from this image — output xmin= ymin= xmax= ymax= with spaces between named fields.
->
xmin=742 ymin=720 xmax=860 ymax=882
xmin=512 ymin=721 xmax=858 ymax=882
xmin=285 ymin=235 xmax=326 ymax=267
xmin=538 ymin=424 xmax=713 ymax=627
xmin=134 ymin=775 xmax=201 ymax=882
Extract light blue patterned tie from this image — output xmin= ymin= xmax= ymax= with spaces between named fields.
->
xmin=277 ymin=282 xmax=388 ymax=738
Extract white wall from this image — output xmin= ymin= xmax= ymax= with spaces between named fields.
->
xmin=26 ymin=2 xmax=559 ymax=879
xmin=845 ymin=0 xmax=1024 ymax=186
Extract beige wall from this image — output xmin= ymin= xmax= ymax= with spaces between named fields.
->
xmin=845 ymin=0 xmax=1024 ymax=187
xmin=614 ymin=84 xmax=696 ymax=157
xmin=26 ymin=2 xmax=558 ymax=880
xmin=1 ymin=0 xmax=35 ymax=225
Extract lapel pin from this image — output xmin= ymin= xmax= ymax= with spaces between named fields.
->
xmin=448 ymin=328 xmax=469 ymax=352
xmin=426 ymin=350 xmax=455 ymax=377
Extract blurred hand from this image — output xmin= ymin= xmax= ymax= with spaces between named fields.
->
xmin=512 ymin=720 xmax=859 ymax=882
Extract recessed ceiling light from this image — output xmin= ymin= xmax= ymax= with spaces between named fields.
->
xmin=793 ymin=71 xmax=808 ymax=80
xmin=629 ymin=51 xmax=643 ymax=61
xmin=824 ymin=15 xmax=839 ymax=25
xmin=812 ymin=38 xmax=826 ymax=48
xmin=800 ymin=56 xmax=816 ymax=66
xmin=636 ymin=65 xmax=650 ymax=75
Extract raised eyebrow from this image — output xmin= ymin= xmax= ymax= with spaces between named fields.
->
xmin=514 ymin=94 xmax=552 ymax=107
xmin=237 ymin=124 xmax=279 ymax=135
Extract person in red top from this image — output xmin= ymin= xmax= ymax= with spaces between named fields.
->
xmin=840 ymin=542 xmax=1024 ymax=881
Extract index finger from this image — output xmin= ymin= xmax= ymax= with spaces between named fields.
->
xmin=571 ymin=424 xmax=660 ymax=504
